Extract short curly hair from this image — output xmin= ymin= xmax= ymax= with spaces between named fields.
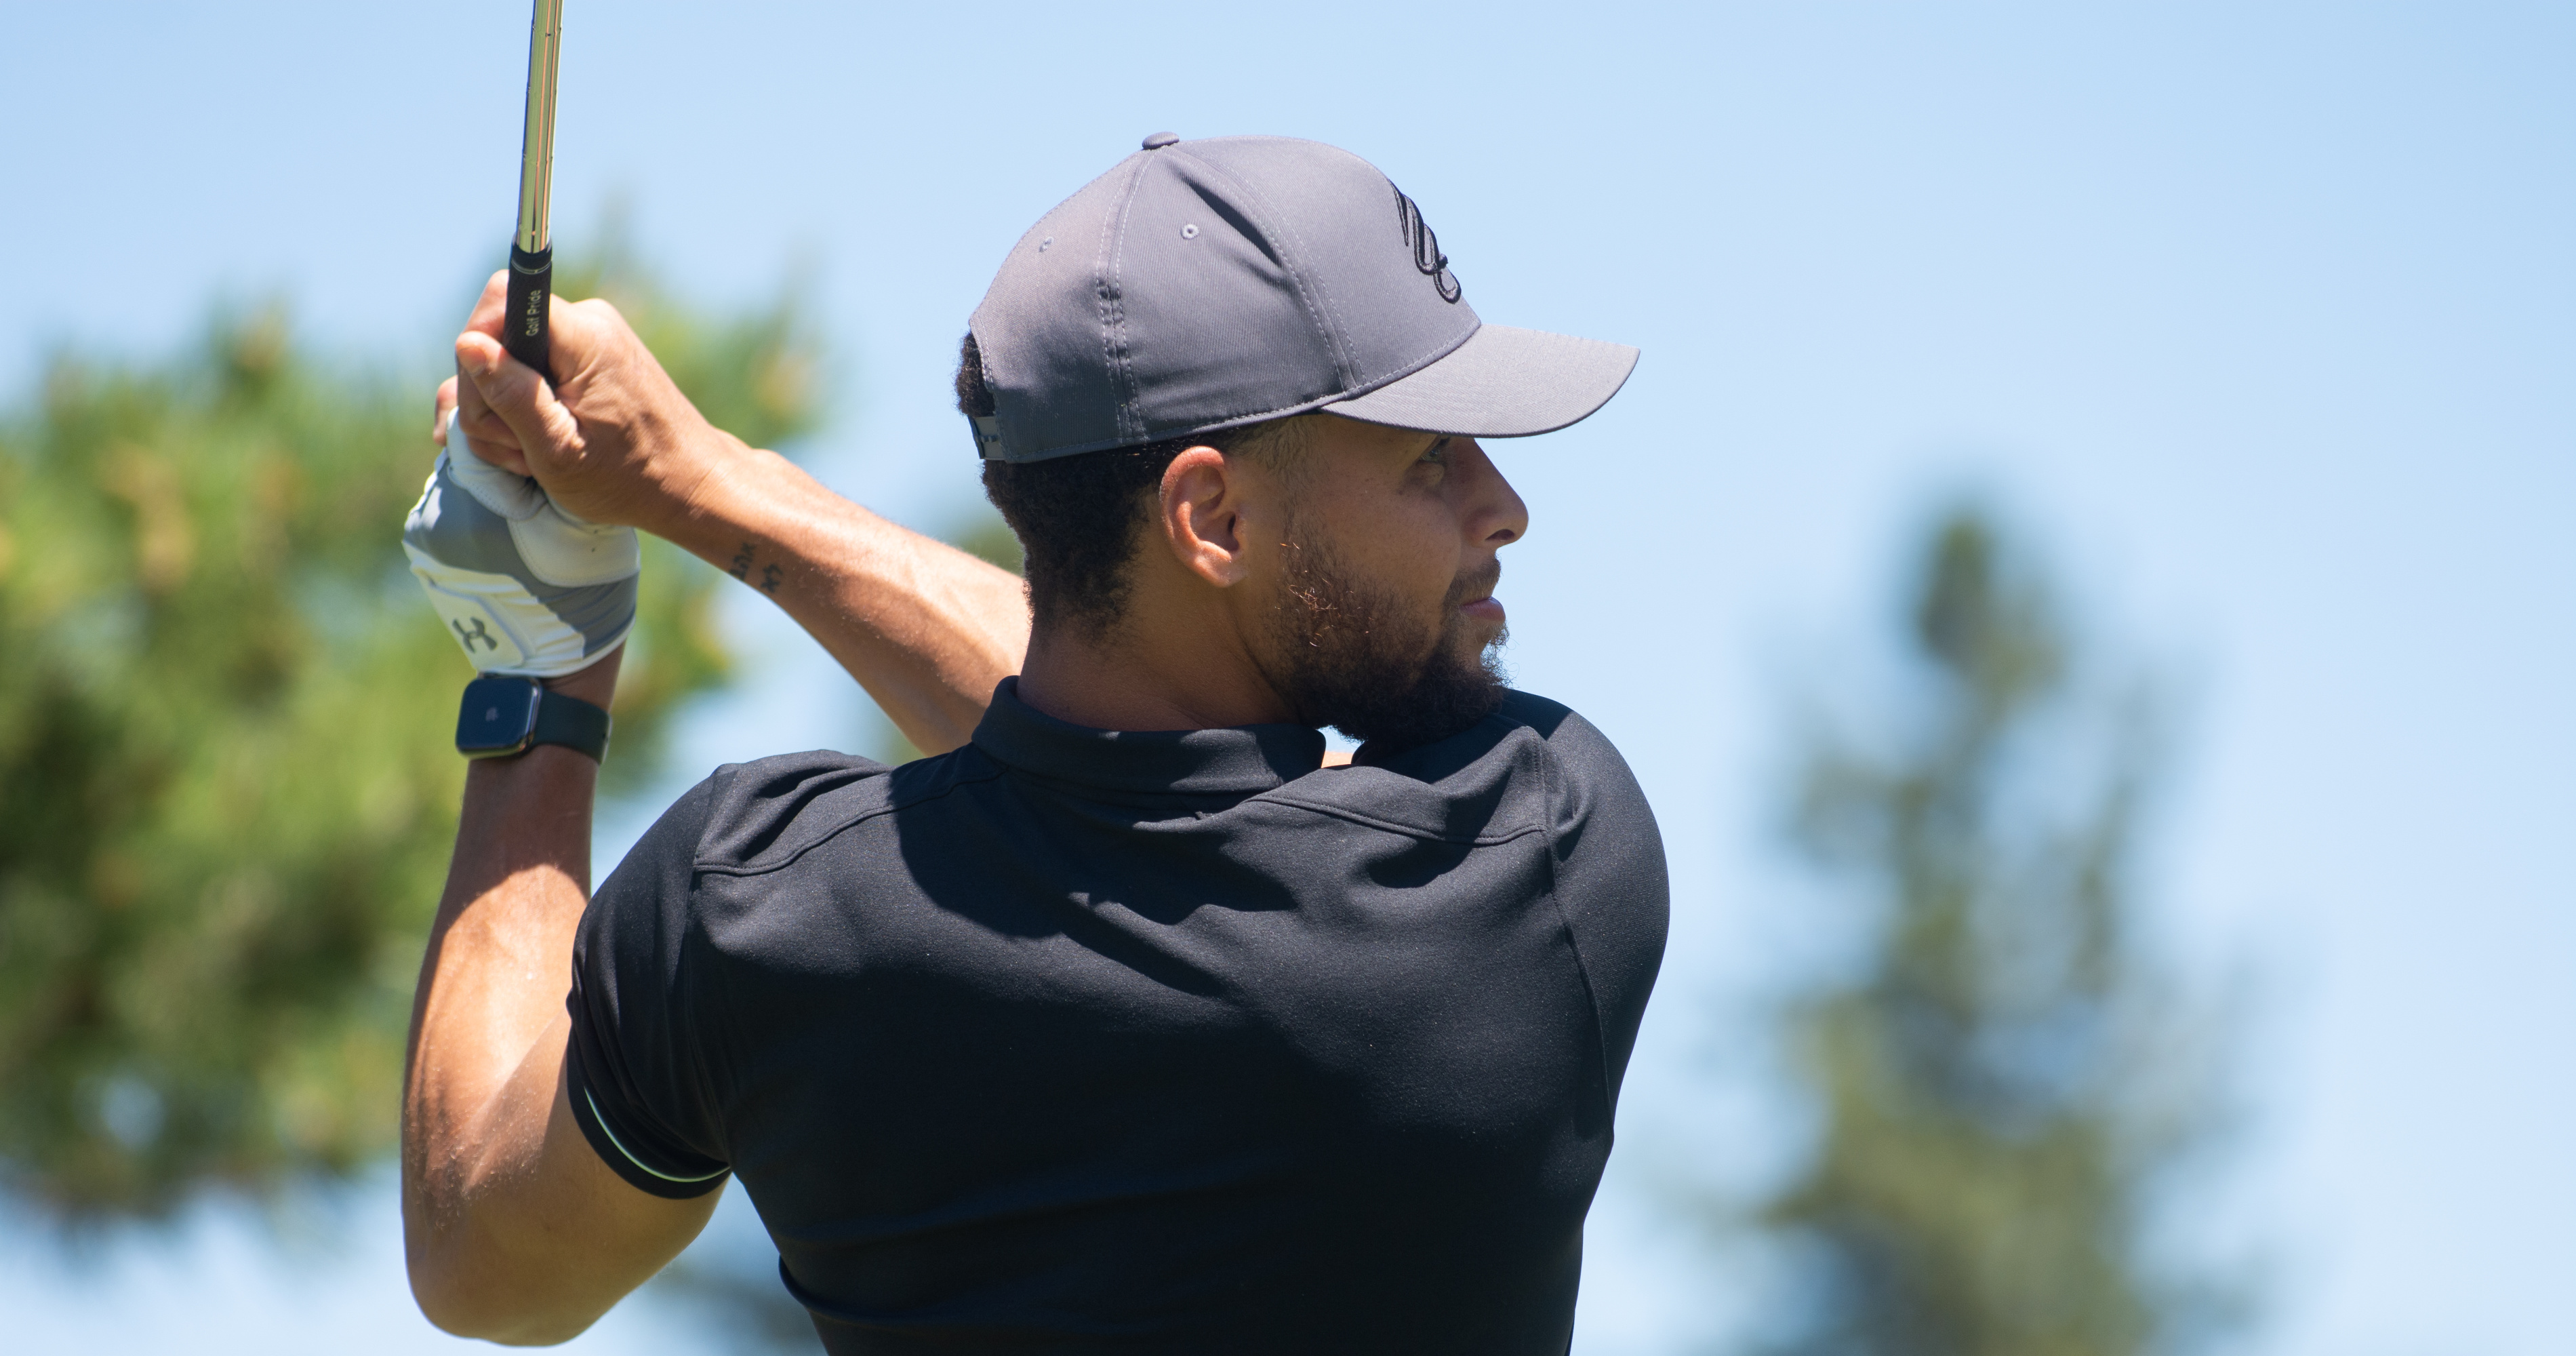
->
xmin=959 ymin=334 xmax=1303 ymax=639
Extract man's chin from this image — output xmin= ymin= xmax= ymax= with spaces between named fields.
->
xmin=1325 ymin=627 xmax=1511 ymax=752
xmin=1266 ymin=529 xmax=1512 ymax=749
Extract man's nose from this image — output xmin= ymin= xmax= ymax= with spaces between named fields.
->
xmin=1460 ymin=439 xmax=1530 ymax=546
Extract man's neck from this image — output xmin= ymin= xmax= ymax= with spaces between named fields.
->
xmin=1013 ymin=623 xmax=1298 ymax=734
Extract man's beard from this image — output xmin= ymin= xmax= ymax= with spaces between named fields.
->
xmin=1264 ymin=525 xmax=1510 ymax=751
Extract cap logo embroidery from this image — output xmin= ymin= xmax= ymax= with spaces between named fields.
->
xmin=1393 ymin=187 xmax=1462 ymax=304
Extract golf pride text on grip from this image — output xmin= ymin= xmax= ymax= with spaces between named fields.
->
xmin=507 ymin=0 xmax=563 ymax=381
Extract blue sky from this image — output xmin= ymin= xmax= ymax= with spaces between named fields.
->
xmin=3 ymin=3 xmax=2569 ymax=1353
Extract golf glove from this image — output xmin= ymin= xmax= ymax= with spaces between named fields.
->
xmin=403 ymin=410 xmax=638 ymax=677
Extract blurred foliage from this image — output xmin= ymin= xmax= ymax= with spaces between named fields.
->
xmin=1754 ymin=507 xmax=2235 ymax=1356
xmin=0 ymin=257 xmax=818 ymax=1224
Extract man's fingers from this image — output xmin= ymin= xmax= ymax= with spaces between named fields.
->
xmin=452 ymin=370 xmax=523 ymax=469
xmin=458 ymin=325 xmax=583 ymax=477
xmin=462 ymin=426 xmax=532 ymax=477
xmin=440 ymin=275 xmax=573 ymax=475
xmin=456 ymin=406 xmax=530 ymax=475
xmin=455 ymin=332 xmax=536 ymax=475
xmin=466 ymin=271 xmax=511 ymax=340
xmin=432 ymin=377 xmax=460 ymax=444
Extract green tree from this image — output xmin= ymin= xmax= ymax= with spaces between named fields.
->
xmin=0 ymin=260 xmax=816 ymax=1222
xmin=1754 ymin=507 xmax=2232 ymax=1356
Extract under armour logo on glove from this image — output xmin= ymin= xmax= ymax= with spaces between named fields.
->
xmin=402 ymin=411 xmax=639 ymax=677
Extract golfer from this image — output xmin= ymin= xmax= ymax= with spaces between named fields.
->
xmin=403 ymin=134 xmax=1668 ymax=1354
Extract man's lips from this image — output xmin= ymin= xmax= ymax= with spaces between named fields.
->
xmin=1451 ymin=561 xmax=1506 ymax=626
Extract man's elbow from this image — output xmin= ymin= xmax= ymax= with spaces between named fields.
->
xmin=407 ymin=1226 xmax=609 ymax=1346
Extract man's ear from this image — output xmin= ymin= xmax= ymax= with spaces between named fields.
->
xmin=1158 ymin=446 xmax=1251 ymax=588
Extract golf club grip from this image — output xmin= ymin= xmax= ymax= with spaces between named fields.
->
xmin=505 ymin=245 xmax=554 ymax=382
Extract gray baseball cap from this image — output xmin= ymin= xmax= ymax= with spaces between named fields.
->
xmin=967 ymin=134 xmax=1639 ymax=464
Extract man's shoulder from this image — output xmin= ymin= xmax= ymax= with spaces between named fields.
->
xmin=1271 ymin=691 xmax=1647 ymax=844
xmin=1497 ymin=690 xmax=1655 ymax=822
xmin=1496 ymin=691 xmax=1646 ymax=793
xmin=672 ymin=745 xmax=1005 ymax=877
xmin=1355 ymin=690 xmax=1634 ymax=785
xmin=1490 ymin=690 xmax=1607 ymax=754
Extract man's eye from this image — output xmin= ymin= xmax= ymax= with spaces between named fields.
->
xmin=1422 ymin=438 xmax=1451 ymax=464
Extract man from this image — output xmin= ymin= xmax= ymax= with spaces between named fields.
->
xmin=403 ymin=134 xmax=1666 ymax=1354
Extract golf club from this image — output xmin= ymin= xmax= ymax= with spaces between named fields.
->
xmin=504 ymin=0 xmax=563 ymax=380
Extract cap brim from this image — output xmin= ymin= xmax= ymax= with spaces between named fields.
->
xmin=1325 ymin=324 xmax=1638 ymax=438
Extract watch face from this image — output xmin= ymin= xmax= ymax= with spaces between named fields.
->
xmin=457 ymin=676 xmax=544 ymax=757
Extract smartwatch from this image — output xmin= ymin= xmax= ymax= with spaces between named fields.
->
xmin=456 ymin=675 xmax=612 ymax=762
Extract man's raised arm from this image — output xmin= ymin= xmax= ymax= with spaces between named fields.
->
xmin=437 ymin=271 xmax=1030 ymax=753
xmin=404 ymin=279 xmax=1030 ymax=1341
xmin=403 ymin=647 xmax=720 ymax=1343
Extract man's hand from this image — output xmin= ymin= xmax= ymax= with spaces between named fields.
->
xmin=435 ymin=271 xmax=729 ymax=537
xmin=404 ymin=410 xmax=640 ymax=678
xmin=428 ymin=275 xmax=1032 ymax=756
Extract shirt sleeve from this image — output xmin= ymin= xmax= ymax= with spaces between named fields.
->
xmin=565 ymin=771 xmax=735 ymax=1199
xmin=1533 ymin=703 xmax=1670 ymax=1109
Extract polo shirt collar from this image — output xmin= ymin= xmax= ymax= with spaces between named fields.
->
xmin=971 ymin=678 xmax=1327 ymax=797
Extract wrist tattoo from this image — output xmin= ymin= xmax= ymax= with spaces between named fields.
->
xmin=727 ymin=541 xmax=786 ymax=596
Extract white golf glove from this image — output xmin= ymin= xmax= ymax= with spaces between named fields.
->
xmin=403 ymin=410 xmax=639 ymax=677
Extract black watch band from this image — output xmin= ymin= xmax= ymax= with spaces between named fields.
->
xmin=456 ymin=675 xmax=613 ymax=762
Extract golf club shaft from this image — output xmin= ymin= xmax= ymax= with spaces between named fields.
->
xmin=505 ymin=0 xmax=564 ymax=380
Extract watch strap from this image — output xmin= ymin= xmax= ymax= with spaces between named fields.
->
xmin=531 ymin=687 xmax=613 ymax=762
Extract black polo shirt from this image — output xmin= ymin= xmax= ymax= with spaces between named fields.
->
xmin=567 ymin=679 xmax=1667 ymax=1355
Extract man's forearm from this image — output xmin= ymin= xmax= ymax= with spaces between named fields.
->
xmin=658 ymin=434 xmax=1028 ymax=756
xmin=401 ymin=652 xmax=721 ymax=1340
xmin=404 ymin=725 xmax=600 ymax=1224
xmin=404 ymin=660 xmax=606 ymax=1322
